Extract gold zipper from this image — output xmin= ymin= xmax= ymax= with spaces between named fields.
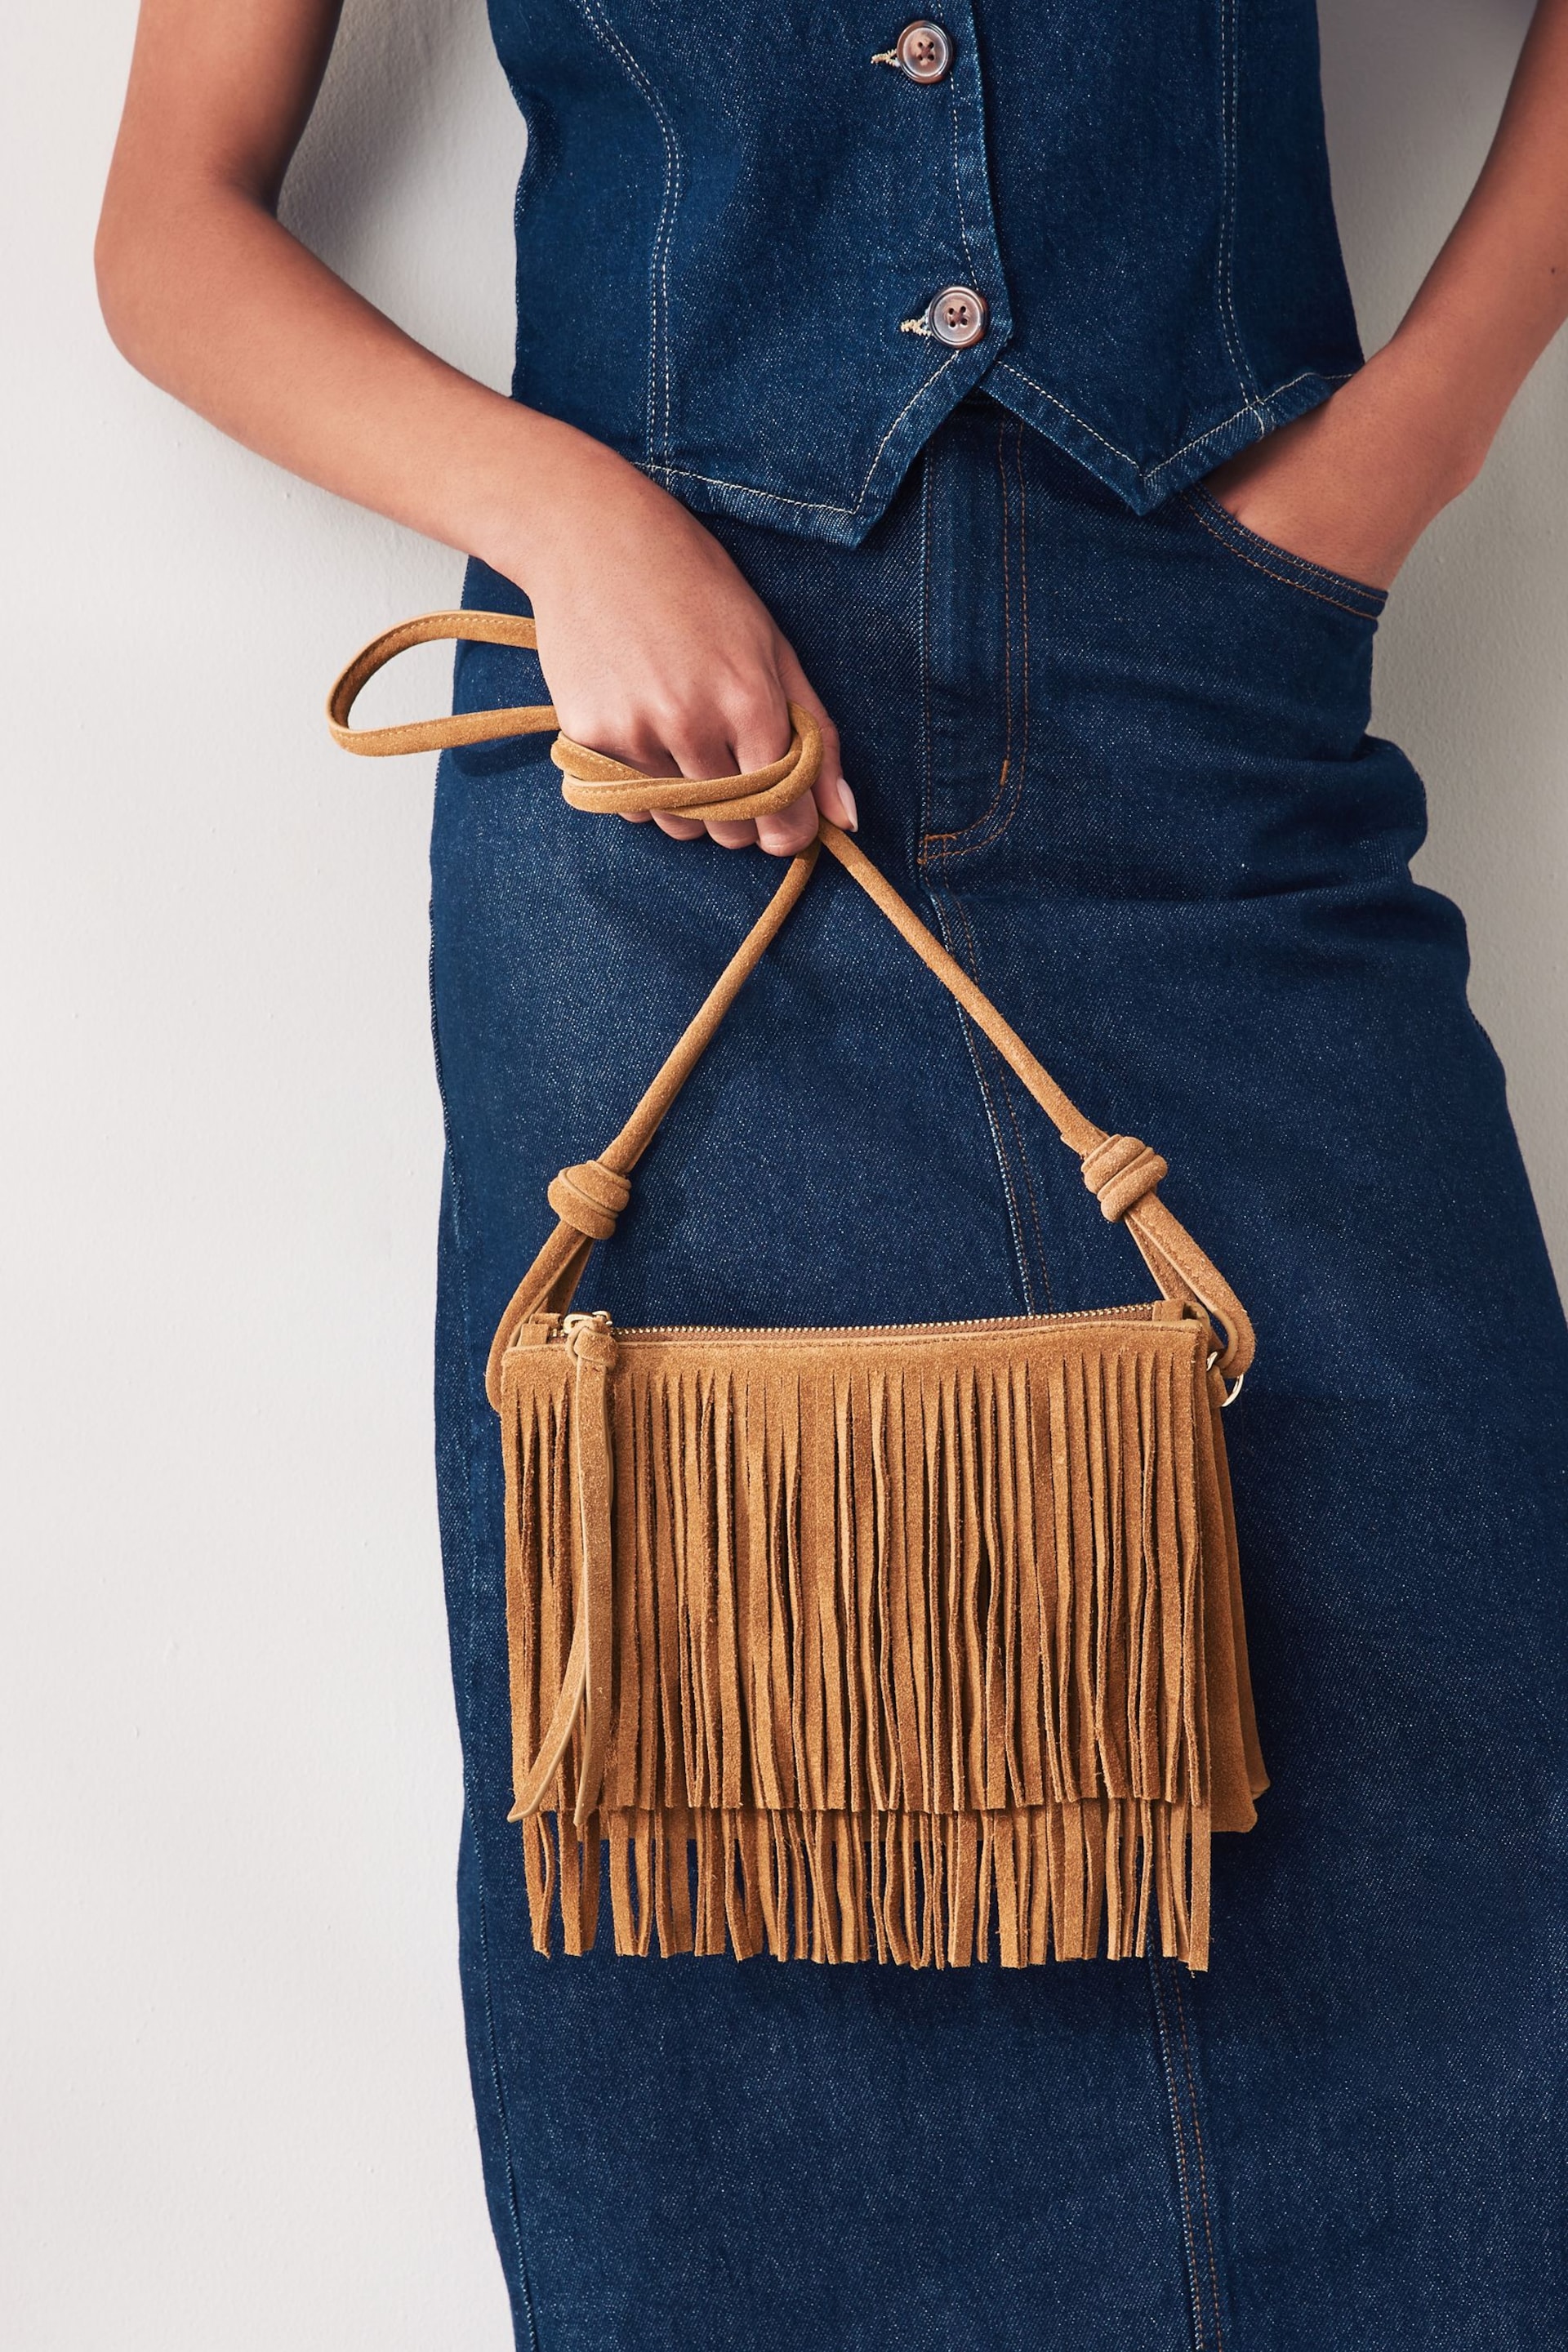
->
xmin=551 ymin=1302 xmax=1185 ymax=1345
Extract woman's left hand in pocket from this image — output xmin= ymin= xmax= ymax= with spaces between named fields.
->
xmin=1202 ymin=337 xmax=1486 ymax=592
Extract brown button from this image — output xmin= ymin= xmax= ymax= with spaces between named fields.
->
xmin=925 ymin=285 xmax=988 ymax=348
xmin=895 ymin=20 xmax=953 ymax=82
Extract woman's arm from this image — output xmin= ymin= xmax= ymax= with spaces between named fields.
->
xmin=1208 ymin=0 xmax=1568 ymax=589
xmin=95 ymin=0 xmax=854 ymax=853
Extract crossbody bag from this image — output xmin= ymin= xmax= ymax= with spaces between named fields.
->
xmin=330 ymin=612 xmax=1267 ymax=1971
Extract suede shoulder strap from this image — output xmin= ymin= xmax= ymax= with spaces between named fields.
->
xmin=329 ymin=612 xmax=1255 ymax=1389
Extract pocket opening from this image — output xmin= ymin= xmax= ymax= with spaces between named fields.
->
xmin=1181 ymin=486 xmax=1388 ymax=621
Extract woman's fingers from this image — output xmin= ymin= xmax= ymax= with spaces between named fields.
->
xmin=775 ymin=643 xmax=857 ymax=835
xmin=583 ymin=720 xmax=707 ymax=837
xmin=577 ymin=707 xmax=724 ymax=839
xmin=703 ymin=815 xmax=761 ymax=848
xmin=730 ymin=678 xmax=807 ymax=856
xmin=753 ymin=792 xmax=823 ymax=857
xmin=564 ymin=644 xmax=849 ymax=862
xmin=664 ymin=712 xmax=764 ymax=849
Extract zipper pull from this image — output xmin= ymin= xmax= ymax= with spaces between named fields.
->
xmin=561 ymin=1308 xmax=617 ymax=1364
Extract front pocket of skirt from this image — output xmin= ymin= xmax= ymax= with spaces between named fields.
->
xmin=1180 ymin=486 xmax=1388 ymax=622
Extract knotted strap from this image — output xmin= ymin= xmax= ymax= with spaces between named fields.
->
xmin=1080 ymin=1132 xmax=1169 ymax=1221
xmin=328 ymin=612 xmax=1255 ymax=1383
xmin=547 ymin=1160 xmax=630 ymax=1239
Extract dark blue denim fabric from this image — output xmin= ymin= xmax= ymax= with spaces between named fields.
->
xmin=430 ymin=399 xmax=1568 ymax=2346
xmin=484 ymin=0 xmax=1361 ymax=541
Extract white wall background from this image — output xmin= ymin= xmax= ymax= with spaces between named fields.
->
xmin=2 ymin=3 xmax=1562 ymax=2346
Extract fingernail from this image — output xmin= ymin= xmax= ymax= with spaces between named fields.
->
xmin=840 ymin=782 xmax=858 ymax=832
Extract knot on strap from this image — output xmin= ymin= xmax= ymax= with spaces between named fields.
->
xmin=1081 ymin=1133 xmax=1169 ymax=1223
xmin=547 ymin=1160 xmax=631 ymax=1241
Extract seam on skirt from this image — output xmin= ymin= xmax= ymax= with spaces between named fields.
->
xmin=466 ymin=1823 xmax=543 ymax=2352
xmin=949 ymin=893 xmax=1055 ymax=1309
xmin=1149 ymin=1957 xmax=1226 ymax=2351
xmin=433 ymin=958 xmax=543 ymax=2352
xmin=1170 ymin=1967 xmax=1228 ymax=2347
xmin=921 ymin=414 xmax=1031 ymax=863
xmin=911 ymin=481 xmax=1049 ymax=1316
xmin=922 ymin=413 xmax=1015 ymax=850
xmin=920 ymin=884 xmax=1040 ymax=1314
xmin=443 ymin=1165 xmax=542 ymax=2352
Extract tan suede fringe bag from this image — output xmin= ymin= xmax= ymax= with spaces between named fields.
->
xmin=330 ymin=612 xmax=1267 ymax=1972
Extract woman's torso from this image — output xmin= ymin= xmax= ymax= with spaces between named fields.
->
xmin=483 ymin=0 xmax=1363 ymax=540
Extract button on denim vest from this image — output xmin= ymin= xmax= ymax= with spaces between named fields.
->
xmin=488 ymin=0 xmax=1363 ymax=544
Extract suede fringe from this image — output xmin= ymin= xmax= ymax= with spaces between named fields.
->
xmin=501 ymin=1328 xmax=1248 ymax=1969
xmin=518 ymin=1797 xmax=1209 ymax=1968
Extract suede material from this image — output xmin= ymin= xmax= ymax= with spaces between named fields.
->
xmin=493 ymin=1309 xmax=1263 ymax=1971
xmin=332 ymin=614 xmax=1267 ymax=1969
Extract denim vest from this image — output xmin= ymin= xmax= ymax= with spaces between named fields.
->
xmin=488 ymin=0 xmax=1362 ymax=544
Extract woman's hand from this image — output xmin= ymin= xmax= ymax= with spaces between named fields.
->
xmin=1207 ymin=0 xmax=1568 ymax=595
xmin=1202 ymin=338 xmax=1484 ymax=593
xmin=96 ymin=0 xmax=851 ymax=861
xmin=487 ymin=422 xmax=856 ymax=856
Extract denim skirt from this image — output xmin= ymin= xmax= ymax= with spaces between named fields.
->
xmin=429 ymin=396 xmax=1568 ymax=2350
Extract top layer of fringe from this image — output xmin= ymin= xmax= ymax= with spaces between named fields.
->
xmin=500 ymin=1314 xmax=1262 ymax=1970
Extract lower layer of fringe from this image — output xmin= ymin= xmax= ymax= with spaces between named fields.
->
xmin=519 ymin=1798 xmax=1212 ymax=1969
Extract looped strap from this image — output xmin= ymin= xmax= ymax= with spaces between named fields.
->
xmin=547 ymin=1160 xmax=631 ymax=1240
xmin=326 ymin=611 xmax=555 ymax=755
xmin=328 ymin=611 xmax=1257 ymax=1383
xmin=324 ymin=607 xmax=821 ymax=822
xmin=555 ymin=712 xmax=821 ymax=823
xmin=1081 ymin=1133 xmax=1170 ymax=1223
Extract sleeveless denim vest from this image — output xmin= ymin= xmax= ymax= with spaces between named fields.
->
xmin=488 ymin=0 xmax=1362 ymax=544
